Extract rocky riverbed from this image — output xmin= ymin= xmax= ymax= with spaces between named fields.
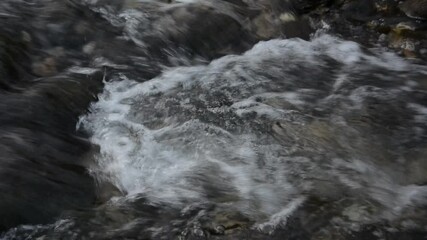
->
xmin=0 ymin=0 xmax=427 ymax=239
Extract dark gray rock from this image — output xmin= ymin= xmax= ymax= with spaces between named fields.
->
xmin=0 ymin=70 xmax=104 ymax=230
xmin=400 ymin=0 xmax=427 ymax=19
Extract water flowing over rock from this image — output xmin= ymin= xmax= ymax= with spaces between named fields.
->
xmin=0 ymin=0 xmax=427 ymax=239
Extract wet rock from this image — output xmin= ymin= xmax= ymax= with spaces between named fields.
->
xmin=396 ymin=21 xmax=419 ymax=32
xmin=403 ymin=48 xmax=418 ymax=58
xmin=342 ymin=0 xmax=377 ymax=22
xmin=281 ymin=16 xmax=313 ymax=40
xmin=0 ymin=34 xmax=32 ymax=90
xmin=95 ymin=181 xmax=123 ymax=204
xmin=154 ymin=3 xmax=255 ymax=58
xmin=32 ymin=57 xmax=58 ymax=77
xmin=367 ymin=16 xmax=413 ymax=34
xmin=400 ymin=0 xmax=427 ymax=19
xmin=291 ymin=0 xmax=333 ymax=14
xmin=363 ymin=0 xmax=400 ymax=17
xmin=1 ymin=0 xmax=427 ymax=239
xmin=252 ymin=10 xmax=280 ymax=39
xmin=208 ymin=211 xmax=253 ymax=235
xmin=388 ymin=30 xmax=414 ymax=49
xmin=250 ymin=0 xmax=314 ymax=40
xmin=0 ymin=68 xmax=104 ymax=231
xmin=387 ymin=21 xmax=427 ymax=58
xmin=394 ymin=21 xmax=427 ymax=35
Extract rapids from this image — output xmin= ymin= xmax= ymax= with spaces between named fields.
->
xmin=1 ymin=0 xmax=427 ymax=239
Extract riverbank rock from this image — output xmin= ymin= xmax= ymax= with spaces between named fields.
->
xmin=0 ymin=3 xmax=114 ymax=229
xmin=400 ymin=0 xmax=427 ymax=19
xmin=0 ymin=69 xmax=104 ymax=231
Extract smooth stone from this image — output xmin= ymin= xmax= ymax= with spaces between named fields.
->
xmin=400 ymin=0 xmax=427 ymax=19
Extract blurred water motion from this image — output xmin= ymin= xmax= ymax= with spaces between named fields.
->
xmin=1 ymin=0 xmax=427 ymax=239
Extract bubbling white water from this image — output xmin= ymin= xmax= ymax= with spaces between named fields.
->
xmin=80 ymin=35 xmax=427 ymax=226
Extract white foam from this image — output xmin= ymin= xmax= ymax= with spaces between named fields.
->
xmin=80 ymin=34 xmax=427 ymax=228
xmin=257 ymin=197 xmax=305 ymax=233
xmin=68 ymin=66 xmax=100 ymax=75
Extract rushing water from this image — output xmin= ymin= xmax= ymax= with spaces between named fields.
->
xmin=1 ymin=0 xmax=427 ymax=239
xmin=78 ymin=34 xmax=427 ymax=234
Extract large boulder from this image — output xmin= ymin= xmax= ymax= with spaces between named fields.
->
xmin=400 ymin=0 xmax=427 ymax=19
xmin=0 ymin=70 xmax=104 ymax=231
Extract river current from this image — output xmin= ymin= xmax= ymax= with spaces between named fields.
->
xmin=1 ymin=0 xmax=427 ymax=239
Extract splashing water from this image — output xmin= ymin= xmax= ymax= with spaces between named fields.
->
xmin=79 ymin=35 xmax=427 ymax=229
xmin=1 ymin=0 xmax=427 ymax=239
